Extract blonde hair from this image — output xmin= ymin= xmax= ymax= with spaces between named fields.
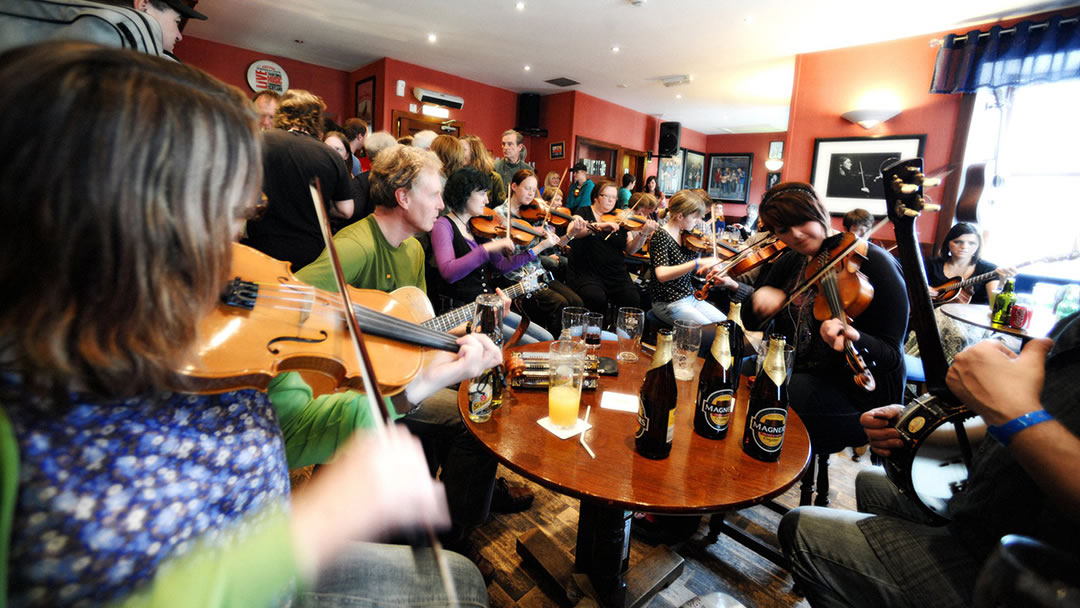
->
xmin=0 ymin=42 xmax=261 ymax=403
xmin=463 ymin=135 xmax=495 ymax=174
xmin=272 ymin=89 xmax=325 ymax=136
xmin=370 ymin=145 xmax=443 ymax=209
xmin=666 ymin=189 xmax=708 ymax=219
xmin=430 ymin=134 xmax=465 ymax=177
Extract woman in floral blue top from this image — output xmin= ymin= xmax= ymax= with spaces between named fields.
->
xmin=0 ymin=42 xmax=498 ymax=607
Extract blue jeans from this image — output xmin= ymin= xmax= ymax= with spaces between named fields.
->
xmin=294 ymin=542 xmax=488 ymax=607
xmin=651 ymin=294 xmax=726 ymax=326
xmin=503 ymin=310 xmax=553 ymax=344
xmin=778 ymin=469 xmax=972 ymax=608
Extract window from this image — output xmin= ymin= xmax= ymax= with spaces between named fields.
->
xmin=963 ymin=80 xmax=1080 ymax=281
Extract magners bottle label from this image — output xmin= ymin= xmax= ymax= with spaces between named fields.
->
xmin=701 ymin=390 xmax=734 ymax=433
xmin=748 ymin=407 xmax=787 ymax=454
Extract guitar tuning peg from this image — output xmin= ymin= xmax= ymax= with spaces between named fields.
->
xmin=922 ymin=177 xmax=941 ymax=188
xmin=902 ymin=208 xmax=920 ymax=218
xmin=899 ymin=183 xmax=919 ymax=194
xmin=923 ymin=203 xmax=941 ymax=212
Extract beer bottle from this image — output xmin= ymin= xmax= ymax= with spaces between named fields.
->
xmin=636 ymin=329 xmax=677 ymax=459
xmin=466 ymin=295 xmax=505 ymax=423
xmin=742 ymin=334 xmax=789 ymax=462
xmin=694 ymin=321 xmax=744 ymax=439
xmin=991 ymin=278 xmax=1017 ymax=325
xmin=728 ymin=302 xmax=744 ymax=331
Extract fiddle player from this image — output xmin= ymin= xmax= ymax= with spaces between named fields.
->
xmin=780 ymin=313 xmax=1080 ymax=607
xmin=741 ymin=182 xmax=908 ymax=471
xmin=297 ymin=146 xmax=538 ymax=579
xmin=492 ymin=168 xmax=589 ymax=334
xmin=567 ymin=180 xmax=657 ymax=315
xmin=0 ymin=42 xmax=498 ymax=605
xmin=649 ymin=190 xmax=745 ymax=326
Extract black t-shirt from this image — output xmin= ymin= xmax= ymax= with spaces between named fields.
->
xmin=924 ymin=257 xmax=999 ymax=305
xmin=568 ymin=206 xmax=630 ymax=280
xmin=242 ymin=130 xmax=352 ymax=270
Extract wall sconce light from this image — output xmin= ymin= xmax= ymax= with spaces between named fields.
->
xmin=765 ymin=140 xmax=783 ymax=171
xmin=841 ymin=108 xmax=901 ymax=129
xmin=764 ymin=158 xmax=784 ymax=171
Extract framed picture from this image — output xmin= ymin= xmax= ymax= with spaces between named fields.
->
xmin=354 ymin=76 xmax=375 ymax=126
xmin=706 ymin=153 xmax=753 ymax=203
xmin=550 ymin=141 xmax=565 ymax=160
xmin=658 ymin=149 xmax=684 ymax=196
xmin=683 ymin=149 xmax=705 ymax=190
xmin=810 ymin=135 xmax=926 ymax=214
xmin=768 ymin=141 xmax=784 ymax=160
xmin=766 ymin=172 xmax=781 ymax=189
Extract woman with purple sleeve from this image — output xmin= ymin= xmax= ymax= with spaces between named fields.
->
xmin=432 ymin=167 xmax=554 ymax=344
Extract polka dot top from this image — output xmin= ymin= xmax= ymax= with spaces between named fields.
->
xmin=649 ymin=228 xmax=699 ymax=303
xmin=6 ymin=386 xmax=291 ymax=606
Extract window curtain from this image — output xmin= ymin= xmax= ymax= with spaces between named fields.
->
xmin=930 ymin=15 xmax=1080 ymax=93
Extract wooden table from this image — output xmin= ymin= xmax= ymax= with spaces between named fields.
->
xmin=457 ymin=341 xmax=810 ymax=607
xmin=939 ymin=302 xmax=1055 ymax=343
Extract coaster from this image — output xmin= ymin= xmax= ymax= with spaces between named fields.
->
xmin=600 ymin=391 xmax=639 ymax=413
xmin=537 ymin=416 xmax=592 ymax=439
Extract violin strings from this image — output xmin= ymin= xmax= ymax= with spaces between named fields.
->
xmin=243 ymin=285 xmax=460 ymax=351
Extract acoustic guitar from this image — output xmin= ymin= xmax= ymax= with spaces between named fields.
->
xmin=931 ymin=251 xmax=1080 ymax=306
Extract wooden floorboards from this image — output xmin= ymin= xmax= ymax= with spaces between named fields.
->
xmin=473 ymin=449 xmax=874 ymax=607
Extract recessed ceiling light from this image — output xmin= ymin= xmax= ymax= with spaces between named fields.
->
xmin=523 ymin=65 xmax=531 ymax=71
xmin=611 ymin=46 xmax=620 ymax=53
xmin=675 ymin=94 xmax=682 ymax=99
xmin=516 ymin=1 xmax=525 ymax=9
xmin=616 ymin=83 xmax=629 ymax=88
xmin=427 ymin=33 xmax=437 ymax=43
xmin=743 ymin=15 xmax=754 ymax=24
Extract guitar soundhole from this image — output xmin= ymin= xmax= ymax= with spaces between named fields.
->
xmin=267 ymin=330 xmax=329 ymax=354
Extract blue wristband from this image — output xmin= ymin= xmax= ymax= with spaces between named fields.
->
xmin=987 ymin=410 xmax=1053 ymax=446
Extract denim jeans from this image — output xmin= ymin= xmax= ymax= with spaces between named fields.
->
xmin=778 ymin=469 xmax=968 ymax=608
xmin=294 ymin=542 xmax=488 ymax=607
xmin=503 ymin=310 xmax=553 ymax=344
xmin=651 ymin=294 xmax=726 ymax=327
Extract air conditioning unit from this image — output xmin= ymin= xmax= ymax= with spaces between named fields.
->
xmin=413 ymin=87 xmax=464 ymax=109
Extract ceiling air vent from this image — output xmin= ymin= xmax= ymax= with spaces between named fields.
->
xmin=545 ymin=77 xmax=580 ymax=87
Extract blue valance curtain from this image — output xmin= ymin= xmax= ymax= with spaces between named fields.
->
xmin=930 ymin=15 xmax=1080 ymax=93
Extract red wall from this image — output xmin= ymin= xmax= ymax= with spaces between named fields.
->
xmin=176 ymin=37 xmax=350 ymax=120
xmin=784 ymin=33 xmax=957 ymax=243
xmin=706 ymin=132 xmax=785 ymax=217
xmin=351 ymin=57 xmax=519 ymax=148
xmin=529 ymin=92 xmax=577 ymax=192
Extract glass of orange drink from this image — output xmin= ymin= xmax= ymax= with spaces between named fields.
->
xmin=548 ymin=339 xmax=586 ymax=429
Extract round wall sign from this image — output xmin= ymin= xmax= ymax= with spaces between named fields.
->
xmin=246 ymin=60 xmax=289 ymax=93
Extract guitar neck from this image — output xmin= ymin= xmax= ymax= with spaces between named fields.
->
xmin=954 ymin=259 xmax=1033 ymax=290
xmin=422 ymin=280 xmax=529 ymax=333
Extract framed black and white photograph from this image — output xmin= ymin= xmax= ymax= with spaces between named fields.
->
xmin=658 ymin=149 xmax=684 ymax=196
xmin=683 ymin=149 xmax=705 ymax=190
xmin=766 ymin=172 xmax=781 ymax=190
xmin=706 ymin=153 xmax=753 ymax=203
xmin=810 ymin=135 xmax=926 ymax=214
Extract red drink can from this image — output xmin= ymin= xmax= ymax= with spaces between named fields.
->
xmin=1009 ymin=304 xmax=1032 ymax=330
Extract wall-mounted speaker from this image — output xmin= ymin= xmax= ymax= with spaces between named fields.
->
xmin=516 ymin=93 xmax=545 ymax=136
xmin=658 ymin=121 xmax=681 ymax=156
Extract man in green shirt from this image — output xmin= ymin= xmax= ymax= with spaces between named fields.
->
xmin=493 ymin=129 xmax=532 ymax=188
xmin=298 ymin=145 xmax=533 ymax=579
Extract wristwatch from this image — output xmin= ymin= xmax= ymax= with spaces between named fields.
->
xmin=987 ymin=409 xmax=1053 ymax=446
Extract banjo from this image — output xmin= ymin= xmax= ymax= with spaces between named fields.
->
xmin=881 ymin=158 xmax=977 ymax=521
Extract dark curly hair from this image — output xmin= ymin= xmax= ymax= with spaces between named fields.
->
xmin=443 ymin=167 xmax=493 ymax=214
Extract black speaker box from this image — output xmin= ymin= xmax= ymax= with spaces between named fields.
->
xmin=658 ymin=121 xmax=681 ymax=157
xmin=516 ymin=93 xmax=540 ymax=130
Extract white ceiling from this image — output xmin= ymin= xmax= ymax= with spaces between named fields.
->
xmin=186 ymin=0 xmax=1077 ymax=135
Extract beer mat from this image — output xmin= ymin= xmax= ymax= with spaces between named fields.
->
xmin=600 ymin=391 xmax=639 ymax=413
xmin=537 ymin=417 xmax=593 ymax=439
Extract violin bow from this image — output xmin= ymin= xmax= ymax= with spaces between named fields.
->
xmin=308 ymin=180 xmax=459 ymax=606
xmin=557 ymin=165 xmax=569 ymax=190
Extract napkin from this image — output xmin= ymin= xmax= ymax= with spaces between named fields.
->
xmin=537 ymin=416 xmax=592 ymax=439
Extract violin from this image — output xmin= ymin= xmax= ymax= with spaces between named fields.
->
xmin=469 ymin=207 xmax=547 ymax=245
xmin=518 ymin=198 xmax=574 ymax=227
xmin=804 ymin=232 xmax=877 ymax=391
xmin=680 ymin=230 xmax=736 ymax=258
xmin=177 ymin=243 xmax=462 ymax=396
xmin=602 ymin=208 xmax=649 ymax=231
xmin=693 ymin=236 xmax=788 ymax=300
